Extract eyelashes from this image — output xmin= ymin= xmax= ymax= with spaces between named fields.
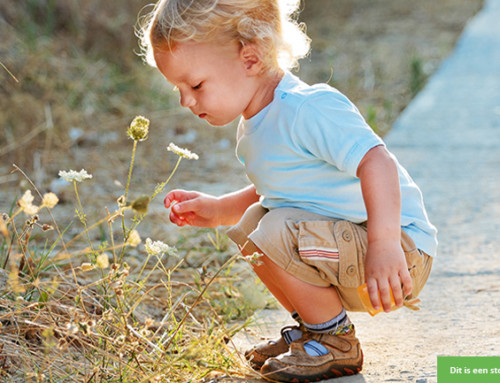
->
xmin=172 ymin=82 xmax=202 ymax=92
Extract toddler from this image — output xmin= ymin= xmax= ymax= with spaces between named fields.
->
xmin=139 ymin=0 xmax=437 ymax=381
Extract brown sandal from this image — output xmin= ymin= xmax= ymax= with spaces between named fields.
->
xmin=260 ymin=327 xmax=363 ymax=382
xmin=244 ymin=325 xmax=304 ymax=370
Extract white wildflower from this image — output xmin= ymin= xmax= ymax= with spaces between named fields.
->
xmin=144 ymin=238 xmax=174 ymax=256
xmin=167 ymin=143 xmax=199 ymax=160
xmin=19 ymin=190 xmax=34 ymax=205
xmin=18 ymin=190 xmax=39 ymax=215
xmin=126 ymin=230 xmax=141 ymax=247
xmin=41 ymin=192 xmax=59 ymax=208
xmin=59 ymin=169 xmax=93 ymax=183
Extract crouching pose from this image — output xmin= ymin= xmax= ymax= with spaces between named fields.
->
xmin=139 ymin=0 xmax=437 ymax=381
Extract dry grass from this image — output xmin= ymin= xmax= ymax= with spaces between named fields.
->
xmin=0 ymin=0 xmax=162 ymax=171
xmin=0 ymin=132 xmax=270 ymax=382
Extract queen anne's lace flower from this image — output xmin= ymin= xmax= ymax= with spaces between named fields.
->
xmin=18 ymin=190 xmax=39 ymax=215
xmin=167 ymin=143 xmax=199 ymax=160
xmin=127 ymin=115 xmax=149 ymax=141
xmin=59 ymin=169 xmax=93 ymax=183
xmin=144 ymin=238 xmax=175 ymax=256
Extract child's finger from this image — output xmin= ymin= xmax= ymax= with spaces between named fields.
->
xmin=366 ymin=279 xmax=381 ymax=310
xmin=390 ymin=276 xmax=404 ymax=307
xmin=400 ymin=270 xmax=413 ymax=297
xmin=172 ymin=199 xmax=199 ymax=215
xmin=169 ymin=209 xmax=189 ymax=226
xmin=164 ymin=191 xmax=180 ymax=208
xmin=377 ymin=282 xmax=394 ymax=312
xmin=164 ymin=189 xmax=196 ymax=208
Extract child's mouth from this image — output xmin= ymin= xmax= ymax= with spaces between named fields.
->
xmin=198 ymin=113 xmax=207 ymax=119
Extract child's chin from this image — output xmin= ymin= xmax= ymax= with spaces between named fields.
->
xmin=206 ymin=117 xmax=234 ymax=127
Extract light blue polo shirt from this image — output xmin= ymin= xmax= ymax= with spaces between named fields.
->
xmin=236 ymin=71 xmax=438 ymax=257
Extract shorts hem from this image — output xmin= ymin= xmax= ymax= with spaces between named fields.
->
xmin=249 ymin=230 xmax=332 ymax=288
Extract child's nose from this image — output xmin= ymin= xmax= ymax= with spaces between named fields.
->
xmin=180 ymin=92 xmax=196 ymax=108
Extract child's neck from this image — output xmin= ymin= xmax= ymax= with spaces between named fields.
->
xmin=242 ymin=70 xmax=284 ymax=120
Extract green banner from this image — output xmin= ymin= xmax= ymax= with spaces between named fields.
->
xmin=438 ymin=356 xmax=500 ymax=382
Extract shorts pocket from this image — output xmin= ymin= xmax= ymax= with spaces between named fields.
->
xmin=297 ymin=220 xmax=367 ymax=288
xmin=399 ymin=231 xmax=433 ymax=299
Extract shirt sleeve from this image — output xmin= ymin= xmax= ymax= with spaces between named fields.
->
xmin=291 ymin=88 xmax=384 ymax=177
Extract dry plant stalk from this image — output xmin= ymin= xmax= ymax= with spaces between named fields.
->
xmin=0 ymin=116 xmax=257 ymax=382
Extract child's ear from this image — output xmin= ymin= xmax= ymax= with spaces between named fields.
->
xmin=239 ymin=43 xmax=263 ymax=75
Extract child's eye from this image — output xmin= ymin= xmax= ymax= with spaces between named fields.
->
xmin=192 ymin=82 xmax=202 ymax=90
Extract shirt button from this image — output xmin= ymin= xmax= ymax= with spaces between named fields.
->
xmin=342 ymin=230 xmax=352 ymax=242
xmin=347 ymin=265 xmax=356 ymax=275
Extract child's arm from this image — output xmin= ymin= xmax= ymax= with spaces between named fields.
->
xmin=357 ymin=145 xmax=413 ymax=312
xmin=164 ymin=185 xmax=260 ymax=227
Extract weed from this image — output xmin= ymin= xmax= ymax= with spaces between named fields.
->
xmin=0 ymin=117 xmax=259 ymax=382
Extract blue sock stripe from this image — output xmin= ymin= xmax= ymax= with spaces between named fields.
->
xmin=303 ymin=309 xmax=348 ymax=333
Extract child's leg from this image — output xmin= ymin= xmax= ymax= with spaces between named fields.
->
xmin=241 ymin=248 xmax=295 ymax=313
xmin=249 ymin=249 xmax=344 ymax=324
xmin=250 ymin=250 xmax=362 ymax=381
xmin=243 ymin=247 xmax=355 ymax=373
xmin=229 ymin=207 xmax=364 ymax=380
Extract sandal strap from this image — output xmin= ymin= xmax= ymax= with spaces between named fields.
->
xmin=281 ymin=324 xmax=304 ymax=344
xmin=304 ymin=331 xmax=353 ymax=353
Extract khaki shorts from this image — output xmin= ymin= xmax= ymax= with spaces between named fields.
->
xmin=226 ymin=203 xmax=433 ymax=312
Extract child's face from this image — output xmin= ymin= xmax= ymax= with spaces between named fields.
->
xmin=154 ymin=41 xmax=262 ymax=126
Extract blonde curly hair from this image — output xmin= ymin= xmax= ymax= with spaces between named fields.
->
xmin=137 ymin=0 xmax=310 ymax=74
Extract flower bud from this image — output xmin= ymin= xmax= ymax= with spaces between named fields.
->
xmin=131 ymin=195 xmax=150 ymax=215
xmin=127 ymin=116 xmax=149 ymax=141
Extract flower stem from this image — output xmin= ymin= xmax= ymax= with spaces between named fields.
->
xmin=122 ymin=140 xmax=138 ymax=239
xmin=151 ymin=157 xmax=182 ymax=200
xmin=73 ymin=181 xmax=94 ymax=253
xmin=125 ymin=141 xmax=138 ymax=201
xmin=153 ymin=253 xmax=238 ymax=367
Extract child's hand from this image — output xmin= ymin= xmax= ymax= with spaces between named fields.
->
xmin=364 ymin=239 xmax=412 ymax=313
xmin=164 ymin=189 xmax=221 ymax=228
